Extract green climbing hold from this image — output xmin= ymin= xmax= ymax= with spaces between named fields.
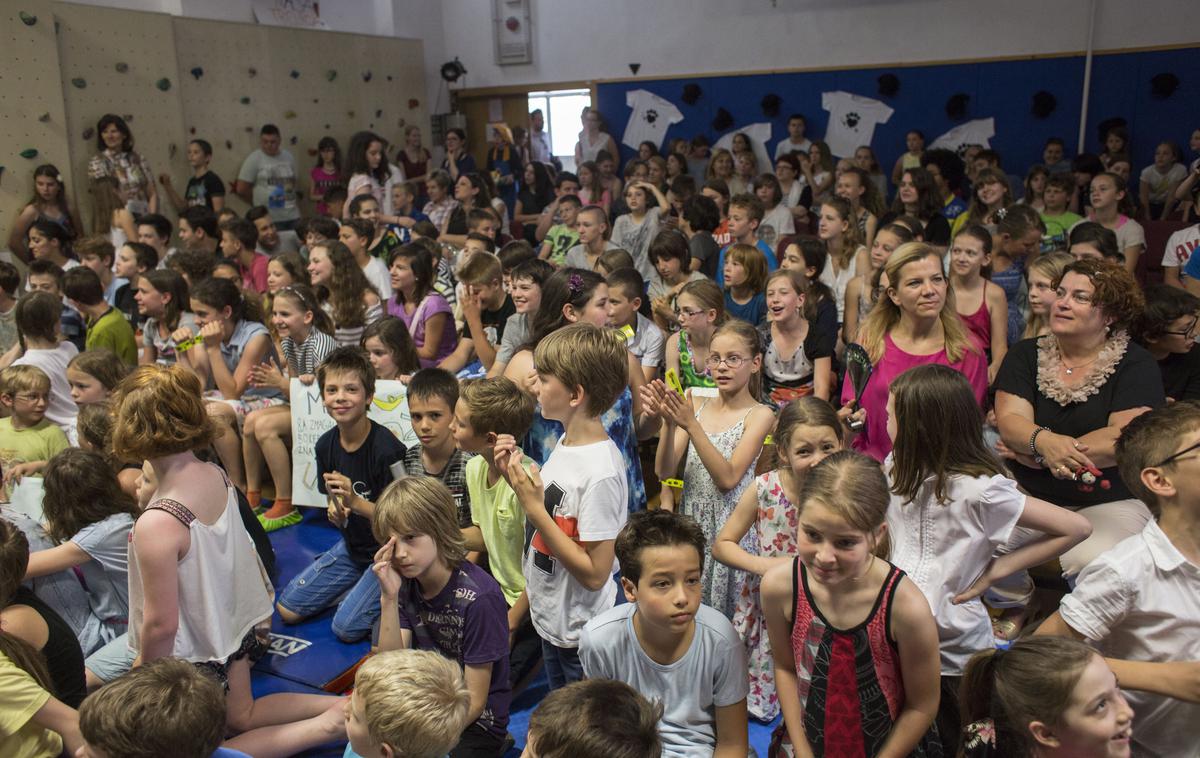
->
xmin=284 ymin=110 xmax=297 ymax=119
xmin=71 ymin=77 xmax=86 ymax=89
xmin=325 ymin=70 xmax=337 ymax=82
xmin=115 ymin=62 xmax=128 ymax=73
xmin=240 ymin=96 xmax=251 ymax=105
xmin=20 ymin=149 xmax=38 ymax=159
xmin=37 ymin=113 xmax=50 ymax=122
xmin=19 ymin=11 xmax=36 ymax=25
xmin=155 ymin=78 xmax=171 ymax=91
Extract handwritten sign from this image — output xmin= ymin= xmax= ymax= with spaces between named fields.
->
xmin=289 ymin=379 xmax=419 ymax=507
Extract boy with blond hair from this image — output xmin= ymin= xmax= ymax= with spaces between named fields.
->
xmin=372 ymin=476 xmax=512 ymax=756
xmin=495 ymin=322 xmax=629 ymax=689
xmin=441 ymin=253 xmax=515 ymax=373
xmin=345 ymin=649 xmax=472 ymax=758
xmin=453 ymin=377 xmax=539 ymax=686
xmin=0 ymin=365 xmax=70 ymax=488
xmin=1036 ymin=400 xmax=1200 ymax=758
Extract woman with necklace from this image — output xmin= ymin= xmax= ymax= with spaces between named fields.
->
xmin=992 ymin=258 xmax=1164 ymax=637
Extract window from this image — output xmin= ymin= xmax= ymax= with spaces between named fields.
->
xmin=528 ymin=88 xmax=590 ymax=170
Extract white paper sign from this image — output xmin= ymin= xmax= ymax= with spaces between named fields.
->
xmin=289 ymin=379 xmax=419 ymax=507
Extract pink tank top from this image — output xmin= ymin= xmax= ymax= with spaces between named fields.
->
xmin=960 ymin=297 xmax=990 ymax=352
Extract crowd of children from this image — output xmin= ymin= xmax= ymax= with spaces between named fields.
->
xmin=0 ymin=111 xmax=1198 ymax=758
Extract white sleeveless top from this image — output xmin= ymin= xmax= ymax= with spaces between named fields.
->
xmin=128 ymin=471 xmax=273 ymax=663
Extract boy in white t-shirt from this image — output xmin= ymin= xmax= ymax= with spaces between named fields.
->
xmin=580 ymin=509 xmax=749 ymax=758
xmin=494 ymin=323 xmax=629 ymax=690
xmin=1036 ymin=402 xmax=1200 ymax=758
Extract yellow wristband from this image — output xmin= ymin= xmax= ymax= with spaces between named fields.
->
xmin=661 ymin=478 xmax=684 ymax=489
xmin=175 ymin=334 xmax=202 ymax=352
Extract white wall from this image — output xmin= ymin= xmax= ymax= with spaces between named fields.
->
xmin=436 ymin=0 xmax=1199 ymax=89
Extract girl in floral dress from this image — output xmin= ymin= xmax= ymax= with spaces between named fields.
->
xmin=712 ymin=398 xmax=844 ymax=720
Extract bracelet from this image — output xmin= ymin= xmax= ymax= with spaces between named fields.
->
xmin=1029 ymin=426 xmax=1049 ymax=461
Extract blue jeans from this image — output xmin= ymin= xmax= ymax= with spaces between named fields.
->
xmin=540 ymin=639 xmax=583 ymax=690
xmin=276 ymin=540 xmax=380 ymax=643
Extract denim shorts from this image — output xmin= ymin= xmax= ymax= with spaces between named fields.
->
xmin=85 ymin=631 xmax=136 ymax=684
xmin=276 ymin=539 xmax=381 ymax=643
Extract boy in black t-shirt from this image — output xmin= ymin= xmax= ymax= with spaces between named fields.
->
xmin=160 ymin=138 xmax=226 ymax=212
xmin=275 ymin=347 xmax=407 ymax=643
xmin=440 ymin=252 xmax=515 ymax=373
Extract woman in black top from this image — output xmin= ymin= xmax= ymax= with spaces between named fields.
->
xmin=879 ymin=167 xmax=951 ymax=247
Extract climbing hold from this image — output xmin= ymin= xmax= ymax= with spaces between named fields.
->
xmin=240 ymin=96 xmax=251 ymax=105
xmin=82 ymin=127 xmax=94 ymax=140
xmin=407 ymin=98 xmax=419 ymax=109
xmin=325 ymin=70 xmax=337 ymax=82
xmin=312 ymin=98 xmax=319 ymax=104
xmin=123 ymin=114 xmax=134 ymax=123
xmin=168 ymin=143 xmax=177 ymax=159
xmin=225 ymin=140 xmax=233 ymax=150
xmin=244 ymin=126 xmax=253 ymax=133
xmin=347 ymin=110 xmax=355 ymax=118
xmin=71 ymin=77 xmax=87 ymax=89
xmin=155 ymin=78 xmax=171 ymax=91
xmin=19 ymin=11 xmax=36 ymax=25
xmin=115 ymin=62 xmax=128 ymax=73
xmin=307 ymin=148 xmax=318 ymax=157
xmin=290 ymin=136 xmax=298 ymax=145
xmin=189 ymin=127 xmax=196 ymax=135
xmin=369 ymin=123 xmax=374 ymax=129
xmin=19 ymin=149 xmax=39 ymax=159
xmin=284 ymin=110 xmax=297 ymax=119
xmin=375 ymin=109 xmax=383 ymax=117
xmin=37 ymin=113 xmax=50 ymax=123
xmin=324 ymin=124 xmax=330 ymax=130
xmin=362 ymin=71 xmax=372 ymax=82
xmin=290 ymin=70 xmax=300 ymax=79
xmin=248 ymin=67 xmax=257 ymax=78
xmin=190 ymin=66 xmax=204 ymax=79
xmin=386 ymin=75 xmax=393 ymax=82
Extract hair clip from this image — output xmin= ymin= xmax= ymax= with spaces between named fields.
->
xmin=568 ymin=273 xmax=584 ymax=295
xmin=994 ymin=206 xmax=1009 ymax=220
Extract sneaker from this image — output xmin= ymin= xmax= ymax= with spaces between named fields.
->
xmin=258 ymin=509 xmax=303 ymax=532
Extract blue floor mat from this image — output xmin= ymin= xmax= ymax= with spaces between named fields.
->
xmin=253 ymin=508 xmax=369 ymax=689
xmin=250 ymin=508 xmax=778 ymax=756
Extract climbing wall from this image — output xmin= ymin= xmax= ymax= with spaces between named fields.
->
xmin=52 ymin=0 xmax=186 ymax=234
xmin=0 ymin=0 xmax=73 ymax=254
xmin=172 ymin=17 xmax=427 ymax=214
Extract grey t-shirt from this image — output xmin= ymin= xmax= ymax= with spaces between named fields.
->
xmin=72 ymin=512 xmax=134 ymax=628
xmin=495 ymin=312 xmax=529 ymax=366
xmin=610 ymin=206 xmax=662 ymax=281
xmin=237 ymin=149 xmax=299 ymax=223
xmin=580 ymin=602 xmax=748 ymax=757
xmin=563 ymin=239 xmax=620 ymax=271
xmin=257 ymin=230 xmax=301 ymax=257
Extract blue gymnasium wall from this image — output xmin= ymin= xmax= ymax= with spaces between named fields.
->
xmin=595 ymin=47 xmax=1199 ymax=185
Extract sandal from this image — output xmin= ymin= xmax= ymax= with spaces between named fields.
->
xmin=258 ymin=509 xmax=302 ymax=532
xmin=992 ymin=607 xmax=1029 ymax=642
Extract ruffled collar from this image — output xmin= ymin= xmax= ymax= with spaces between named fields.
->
xmin=1037 ymin=331 xmax=1129 ymax=405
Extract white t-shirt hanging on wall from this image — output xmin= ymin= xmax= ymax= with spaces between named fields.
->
xmin=714 ymin=122 xmax=773 ymax=181
xmin=820 ymin=91 xmax=894 ymax=158
xmin=622 ymin=89 xmax=684 ymax=152
xmin=930 ymin=118 xmax=996 ymax=157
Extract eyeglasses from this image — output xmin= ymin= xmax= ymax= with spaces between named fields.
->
xmin=1152 ymin=439 xmax=1200 ymax=468
xmin=704 ymin=354 xmax=748 ymax=369
xmin=13 ymin=393 xmax=47 ymax=403
xmin=1162 ymin=316 xmax=1199 ymax=338
xmin=674 ymin=307 xmax=704 ymax=319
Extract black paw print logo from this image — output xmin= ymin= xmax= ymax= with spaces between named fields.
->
xmin=842 ymin=111 xmax=861 ymax=128
xmin=645 ymin=108 xmax=659 ymax=124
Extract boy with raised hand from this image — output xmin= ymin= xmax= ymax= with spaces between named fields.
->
xmin=453 ymin=377 xmax=541 ymax=687
xmin=1035 ymin=400 xmax=1200 ymax=758
xmin=522 ymin=679 xmax=663 ymax=758
xmin=715 ymin=193 xmax=777 ymax=288
xmin=494 ymin=322 xmax=629 ymax=689
xmin=345 ymin=649 xmax=472 ymax=758
xmin=404 ymin=368 xmax=474 ymax=529
xmin=275 ymin=347 xmax=406 ymax=643
xmin=537 ymin=194 xmax=582 ymax=266
xmin=580 ymin=509 xmax=750 ymax=758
